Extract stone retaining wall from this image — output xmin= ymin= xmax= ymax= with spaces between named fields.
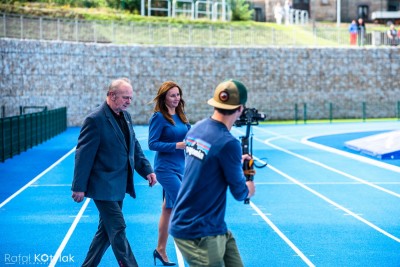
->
xmin=1 ymin=38 xmax=399 ymax=126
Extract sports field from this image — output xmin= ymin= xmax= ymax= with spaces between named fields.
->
xmin=1 ymin=121 xmax=399 ymax=266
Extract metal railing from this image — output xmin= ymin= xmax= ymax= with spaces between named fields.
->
xmin=0 ymin=13 xmax=383 ymax=47
xmin=262 ymin=101 xmax=400 ymax=123
xmin=0 ymin=107 xmax=67 ymax=162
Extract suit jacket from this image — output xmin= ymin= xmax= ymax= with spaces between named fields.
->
xmin=72 ymin=102 xmax=153 ymax=201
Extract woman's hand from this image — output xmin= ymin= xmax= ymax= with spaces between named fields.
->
xmin=176 ymin=141 xmax=186 ymax=150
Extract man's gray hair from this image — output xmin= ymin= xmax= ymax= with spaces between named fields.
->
xmin=107 ymin=78 xmax=131 ymax=95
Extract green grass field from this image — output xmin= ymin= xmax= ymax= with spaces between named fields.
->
xmin=0 ymin=2 xmax=389 ymax=45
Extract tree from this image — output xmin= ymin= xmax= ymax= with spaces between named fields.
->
xmin=229 ymin=0 xmax=253 ymax=21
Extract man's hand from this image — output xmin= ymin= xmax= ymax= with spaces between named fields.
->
xmin=241 ymin=154 xmax=252 ymax=162
xmin=246 ymin=181 xmax=255 ymax=198
xmin=72 ymin=191 xmax=85 ymax=203
xmin=242 ymin=154 xmax=255 ymax=177
xmin=147 ymin=173 xmax=157 ymax=187
xmin=243 ymin=169 xmax=256 ymax=176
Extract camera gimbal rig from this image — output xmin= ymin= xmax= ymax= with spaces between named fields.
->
xmin=234 ymin=107 xmax=267 ymax=204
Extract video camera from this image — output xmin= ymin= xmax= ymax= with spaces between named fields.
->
xmin=234 ymin=107 xmax=266 ymax=127
xmin=234 ymin=107 xmax=266 ymax=204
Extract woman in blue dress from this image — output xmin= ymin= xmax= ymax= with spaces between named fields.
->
xmin=148 ymin=81 xmax=191 ymax=266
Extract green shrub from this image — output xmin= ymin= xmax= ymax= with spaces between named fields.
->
xmin=230 ymin=0 xmax=253 ymax=21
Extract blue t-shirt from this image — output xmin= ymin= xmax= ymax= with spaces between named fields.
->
xmin=148 ymin=112 xmax=190 ymax=174
xmin=169 ymin=118 xmax=249 ymax=239
xmin=349 ymin=23 xmax=358 ymax=34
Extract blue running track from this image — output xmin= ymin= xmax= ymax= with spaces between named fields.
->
xmin=1 ymin=122 xmax=399 ymax=266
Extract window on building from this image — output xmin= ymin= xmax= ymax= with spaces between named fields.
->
xmin=293 ymin=0 xmax=310 ymax=12
xmin=294 ymin=0 xmax=309 ymax=4
xmin=253 ymin=7 xmax=263 ymax=22
xmin=357 ymin=5 xmax=368 ymax=20
xmin=388 ymin=0 xmax=399 ymax=11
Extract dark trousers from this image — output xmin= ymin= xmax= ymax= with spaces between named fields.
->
xmin=82 ymin=200 xmax=138 ymax=267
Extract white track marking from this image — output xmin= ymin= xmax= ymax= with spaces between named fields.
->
xmin=250 ymin=201 xmax=316 ymax=267
xmin=253 ymin=156 xmax=400 ymax=243
xmin=301 ymin=137 xmax=400 ymax=173
xmin=49 ymin=198 xmax=91 ymax=267
xmin=262 ymin=136 xmax=400 ymax=198
xmin=234 ymin=126 xmax=400 ymax=197
xmin=174 ymin=241 xmax=186 ymax=267
xmin=0 ymin=147 xmax=76 ymax=208
xmin=230 ymin=125 xmax=400 ymax=267
xmin=256 ymin=181 xmax=400 ymax=185
xmin=253 ymin=126 xmax=400 ymax=173
xmin=30 ymin=184 xmax=71 ymax=187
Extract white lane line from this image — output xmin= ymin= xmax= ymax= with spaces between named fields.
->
xmin=0 ymin=147 xmax=76 ymax=209
xmin=49 ymin=198 xmax=91 ymax=267
xmin=172 ymin=203 xmax=314 ymax=267
xmin=253 ymin=156 xmax=400 ymax=243
xmin=256 ymin=182 xmax=400 ymax=185
xmin=30 ymin=184 xmax=71 ymax=187
xmin=174 ymin=241 xmax=186 ymax=267
xmin=262 ymin=137 xmax=400 ymax=199
xmin=252 ymin=126 xmax=400 ymax=173
xmin=302 ymin=137 xmax=400 ymax=173
xmin=250 ymin=201 xmax=316 ymax=267
xmin=30 ymin=183 xmax=162 ymax=187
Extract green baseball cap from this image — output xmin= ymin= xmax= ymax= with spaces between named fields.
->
xmin=207 ymin=79 xmax=248 ymax=110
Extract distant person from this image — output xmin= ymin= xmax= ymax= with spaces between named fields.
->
xmin=357 ymin=18 xmax=366 ymax=46
xmin=387 ymin=24 xmax=398 ymax=46
xmin=274 ymin=2 xmax=284 ymax=25
xmin=148 ymin=81 xmax=191 ymax=266
xmin=169 ymin=79 xmax=256 ymax=267
xmin=71 ymin=78 xmax=157 ymax=267
xmin=349 ymin=20 xmax=358 ymax=46
xmin=284 ymin=0 xmax=292 ymax=25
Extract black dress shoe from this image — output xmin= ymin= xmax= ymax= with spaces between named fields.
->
xmin=153 ymin=249 xmax=176 ymax=266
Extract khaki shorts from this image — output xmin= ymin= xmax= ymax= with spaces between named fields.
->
xmin=174 ymin=231 xmax=244 ymax=267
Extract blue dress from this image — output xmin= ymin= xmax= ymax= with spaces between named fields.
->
xmin=148 ymin=112 xmax=191 ymax=208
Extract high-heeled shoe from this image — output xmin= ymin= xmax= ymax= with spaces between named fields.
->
xmin=153 ymin=249 xmax=176 ymax=266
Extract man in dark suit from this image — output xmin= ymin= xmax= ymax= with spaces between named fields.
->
xmin=71 ymin=78 xmax=157 ymax=267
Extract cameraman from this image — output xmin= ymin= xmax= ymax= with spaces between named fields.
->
xmin=169 ymin=79 xmax=255 ymax=267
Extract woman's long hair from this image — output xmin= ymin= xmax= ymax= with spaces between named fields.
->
xmin=152 ymin=81 xmax=189 ymax=125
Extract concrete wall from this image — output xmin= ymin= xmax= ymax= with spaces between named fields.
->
xmin=1 ymin=38 xmax=399 ymax=126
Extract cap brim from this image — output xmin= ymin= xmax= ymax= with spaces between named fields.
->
xmin=207 ymin=98 xmax=241 ymax=110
